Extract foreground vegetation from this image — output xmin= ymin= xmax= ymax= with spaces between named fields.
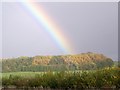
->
xmin=2 ymin=67 xmax=120 ymax=89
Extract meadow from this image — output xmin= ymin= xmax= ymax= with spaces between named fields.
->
xmin=2 ymin=67 xmax=120 ymax=89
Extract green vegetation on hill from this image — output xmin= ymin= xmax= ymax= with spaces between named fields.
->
xmin=2 ymin=52 xmax=114 ymax=72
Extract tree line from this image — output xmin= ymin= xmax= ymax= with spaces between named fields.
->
xmin=1 ymin=52 xmax=114 ymax=72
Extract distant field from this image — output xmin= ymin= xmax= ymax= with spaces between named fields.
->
xmin=2 ymin=72 xmax=45 ymax=78
xmin=2 ymin=70 xmax=92 ymax=78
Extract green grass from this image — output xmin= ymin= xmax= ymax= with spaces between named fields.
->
xmin=2 ymin=72 xmax=45 ymax=78
xmin=2 ymin=70 xmax=92 ymax=79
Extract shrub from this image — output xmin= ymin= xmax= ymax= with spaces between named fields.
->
xmin=2 ymin=67 xmax=120 ymax=89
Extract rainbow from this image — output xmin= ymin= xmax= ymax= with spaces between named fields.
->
xmin=21 ymin=1 xmax=73 ymax=54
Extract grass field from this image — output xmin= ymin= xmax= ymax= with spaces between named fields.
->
xmin=2 ymin=72 xmax=45 ymax=78
xmin=2 ymin=70 xmax=90 ymax=77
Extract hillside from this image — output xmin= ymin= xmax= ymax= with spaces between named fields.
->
xmin=2 ymin=52 xmax=114 ymax=72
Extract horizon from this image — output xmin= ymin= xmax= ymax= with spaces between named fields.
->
xmin=1 ymin=52 xmax=118 ymax=61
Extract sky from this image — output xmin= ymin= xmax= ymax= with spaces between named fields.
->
xmin=1 ymin=1 xmax=118 ymax=60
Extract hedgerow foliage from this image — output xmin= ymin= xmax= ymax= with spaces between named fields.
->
xmin=2 ymin=67 xmax=120 ymax=89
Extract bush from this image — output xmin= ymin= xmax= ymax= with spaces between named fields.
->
xmin=2 ymin=67 xmax=120 ymax=89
